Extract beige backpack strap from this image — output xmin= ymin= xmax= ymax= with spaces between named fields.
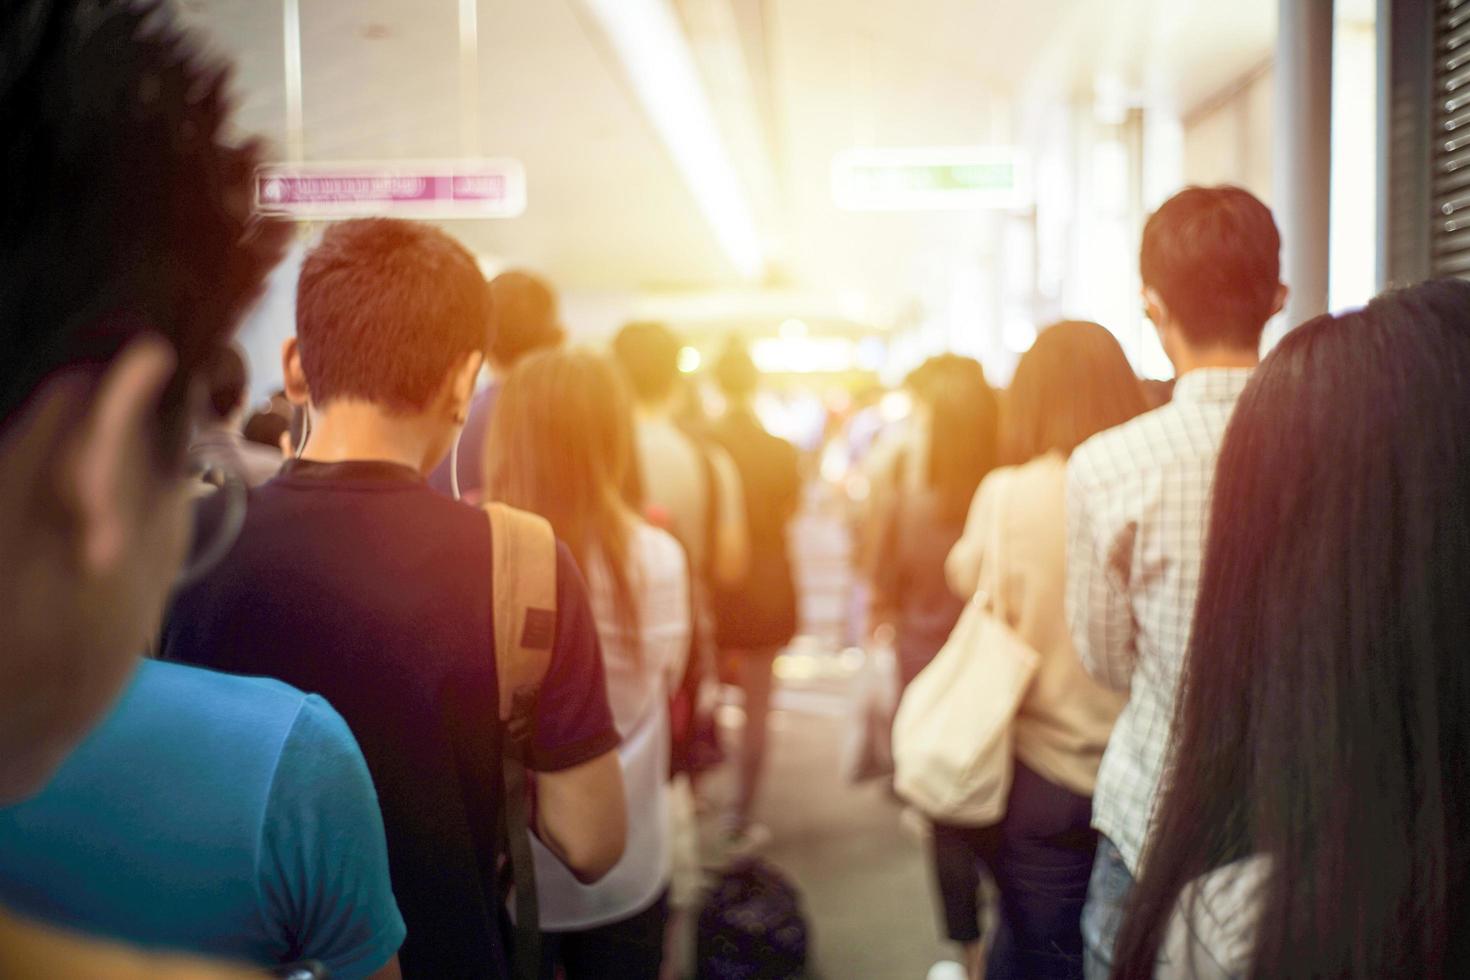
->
xmin=483 ymin=502 xmax=557 ymax=980
xmin=486 ymin=502 xmax=557 ymax=725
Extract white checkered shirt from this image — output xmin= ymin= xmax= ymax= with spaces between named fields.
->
xmin=1065 ymin=368 xmax=1253 ymax=874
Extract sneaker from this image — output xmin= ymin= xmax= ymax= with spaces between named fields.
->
xmin=722 ymin=820 xmax=773 ymax=859
xmin=925 ymin=961 xmax=968 ymax=980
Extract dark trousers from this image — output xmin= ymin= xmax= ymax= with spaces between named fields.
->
xmin=540 ymin=891 xmax=670 ymax=980
xmin=929 ymin=760 xmax=1097 ymax=980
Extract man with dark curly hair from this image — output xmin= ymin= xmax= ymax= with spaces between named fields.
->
xmin=0 ymin=1 xmax=404 ymax=976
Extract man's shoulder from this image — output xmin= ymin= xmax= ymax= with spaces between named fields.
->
xmin=121 ymin=663 xmax=348 ymax=781
xmin=1070 ymin=401 xmax=1186 ymax=489
xmin=131 ymin=660 xmax=313 ymax=734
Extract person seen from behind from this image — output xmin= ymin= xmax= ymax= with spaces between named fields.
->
xmin=487 ymin=349 xmax=692 ymax=980
xmin=191 ymin=346 xmax=283 ymax=486
xmin=707 ymin=342 xmax=804 ymax=850
xmin=0 ymin=0 xmax=299 ymax=974
xmin=612 ymin=322 xmax=749 ymax=591
xmin=1064 ymin=185 xmax=1286 ymax=978
xmin=429 ymin=269 xmax=565 ymax=502
xmin=871 ymin=355 xmax=999 ymax=690
xmin=931 ymin=322 xmax=1145 ymax=980
xmin=162 ymin=218 xmax=627 ymax=978
xmin=1110 ymin=278 xmax=1470 ymax=979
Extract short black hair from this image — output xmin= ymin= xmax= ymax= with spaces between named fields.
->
xmin=242 ymin=408 xmax=289 ymax=449
xmin=487 ymin=270 xmax=564 ymax=369
xmin=1140 ymin=185 xmax=1281 ymax=350
xmin=713 ymin=341 xmax=758 ymax=400
xmin=0 ymin=0 xmax=286 ymax=460
xmin=295 ymin=219 xmax=490 ymax=413
xmin=204 ymin=346 xmax=248 ymax=419
xmin=611 ymin=321 xmax=682 ymax=404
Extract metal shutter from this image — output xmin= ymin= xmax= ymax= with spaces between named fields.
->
xmin=1435 ymin=0 xmax=1470 ymax=276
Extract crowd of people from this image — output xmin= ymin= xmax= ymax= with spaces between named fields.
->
xmin=2 ymin=3 xmax=1470 ymax=980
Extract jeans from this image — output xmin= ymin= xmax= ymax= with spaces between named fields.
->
xmin=1081 ymin=835 xmax=1135 ymax=980
xmin=930 ymin=760 xmax=1098 ymax=980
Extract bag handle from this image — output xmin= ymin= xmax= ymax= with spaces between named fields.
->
xmin=485 ymin=502 xmax=557 ymax=980
xmin=975 ymin=470 xmax=1011 ymax=621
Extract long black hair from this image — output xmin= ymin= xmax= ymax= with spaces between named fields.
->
xmin=1112 ymin=278 xmax=1470 ymax=979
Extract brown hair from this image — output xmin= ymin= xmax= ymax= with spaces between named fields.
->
xmin=486 ymin=270 xmax=564 ymax=369
xmin=296 ymin=219 xmax=489 ymax=413
xmin=484 ymin=349 xmax=641 ymax=655
xmin=913 ymin=355 xmax=1000 ymax=523
xmin=1001 ymin=321 xmax=1147 ymax=464
xmin=1140 ymin=185 xmax=1281 ymax=350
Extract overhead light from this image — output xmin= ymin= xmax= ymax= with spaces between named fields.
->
xmin=580 ymin=0 xmax=763 ymax=279
xmin=751 ymin=337 xmax=855 ymax=374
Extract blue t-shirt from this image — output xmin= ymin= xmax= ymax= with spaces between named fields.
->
xmin=0 ymin=660 xmax=405 ymax=978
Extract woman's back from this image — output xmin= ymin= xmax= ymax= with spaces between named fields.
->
xmin=947 ymin=453 xmax=1125 ymax=795
xmin=534 ymin=519 xmax=691 ymax=930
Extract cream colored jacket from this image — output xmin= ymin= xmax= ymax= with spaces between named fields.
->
xmin=945 ymin=453 xmax=1125 ymax=797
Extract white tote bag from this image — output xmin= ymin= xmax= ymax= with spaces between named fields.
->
xmin=891 ymin=473 xmax=1040 ymax=826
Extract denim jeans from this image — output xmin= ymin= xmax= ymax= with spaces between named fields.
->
xmin=930 ymin=761 xmax=1098 ymax=980
xmin=1081 ymin=835 xmax=1135 ymax=980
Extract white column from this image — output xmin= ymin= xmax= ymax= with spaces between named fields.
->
xmin=1274 ymin=0 xmax=1335 ymax=333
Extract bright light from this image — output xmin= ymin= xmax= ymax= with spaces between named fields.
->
xmin=580 ymin=0 xmax=764 ymax=279
xmin=1002 ymin=316 xmax=1036 ymax=353
xmin=1137 ymin=317 xmax=1174 ymax=380
xmin=878 ymin=391 xmax=913 ymax=423
xmin=750 ymin=337 xmax=855 ymax=374
xmin=779 ymin=318 xmax=808 ymax=339
xmin=678 ymin=347 xmax=702 ymax=373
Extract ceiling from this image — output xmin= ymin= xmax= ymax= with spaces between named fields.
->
xmin=180 ymin=0 xmax=1282 ymax=320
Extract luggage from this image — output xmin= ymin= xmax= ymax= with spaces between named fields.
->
xmin=696 ymin=859 xmax=809 ymax=979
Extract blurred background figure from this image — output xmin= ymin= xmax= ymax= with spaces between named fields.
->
xmin=241 ymin=390 xmax=294 ymax=459
xmin=612 ymin=322 xmax=748 ymax=593
xmin=870 ymin=355 xmax=999 ymax=690
xmin=931 ymin=322 xmax=1144 ymax=980
xmin=487 ymin=349 xmax=691 ymax=980
xmin=190 ymin=346 xmax=283 ymax=487
xmin=430 ymin=269 xmax=565 ymax=502
xmin=708 ymin=342 xmax=802 ymax=850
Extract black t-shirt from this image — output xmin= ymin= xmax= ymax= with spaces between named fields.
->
xmin=162 ymin=459 xmax=619 ymax=979
xmin=710 ymin=409 xmax=801 ymax=649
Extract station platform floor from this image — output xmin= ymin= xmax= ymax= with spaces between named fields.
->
xmin=689 ymin=654 xmax=955 ymax=980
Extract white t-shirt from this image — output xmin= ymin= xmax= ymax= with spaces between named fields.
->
xmin=532 ymin=522 xmax=692 ymax=930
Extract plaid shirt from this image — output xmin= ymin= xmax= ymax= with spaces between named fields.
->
xmin=1065 ymin=368 xmax=1253 ymax=874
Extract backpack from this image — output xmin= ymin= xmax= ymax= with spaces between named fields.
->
xmin=484 ymin=503 xmax=558 ymax=980
xmin=696 ymin=858 xmax=809 ymax=980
